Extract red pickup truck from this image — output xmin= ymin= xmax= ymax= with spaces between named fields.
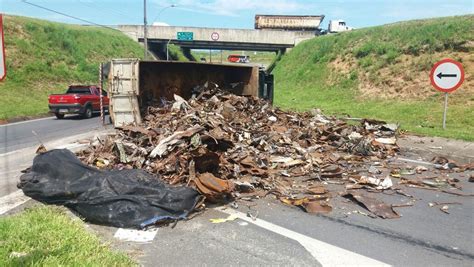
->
xmin=48 ymin=85 xmax=109 ymax=119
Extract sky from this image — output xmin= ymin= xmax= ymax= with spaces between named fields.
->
xmin=1 ymin=0 xmax=473 ymax=29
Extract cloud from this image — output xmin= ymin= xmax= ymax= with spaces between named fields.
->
xmin=156 ymin=0 xmax=305 ymax=17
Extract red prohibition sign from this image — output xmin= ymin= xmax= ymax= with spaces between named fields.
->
xmin=429 ymin=58 xmax=464 ymax=93
xmin=211 ymin=32 xmax=219 ymax=41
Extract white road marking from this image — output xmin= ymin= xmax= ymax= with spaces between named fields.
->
xmin=55 ymin=143 xmax=87 ymax=150
xmin=0 ymin=142 xmax=86 ymax=157
xmin=0 ymin=169 xmax=24 ymax=175
xmin=114 ymin=228 xmax=158 ymax=243
xmin=217 ymin=207 xmax=390 ymax=267
xmin=0 ymin=190 xmax=31 ymax=215
xmin=0 ymin=150 xmax=22 ymax=157
xmin=396 ymin=157 xmax=437 ymax=167
xmin=0 ymin=116 xmax=54 ymax=127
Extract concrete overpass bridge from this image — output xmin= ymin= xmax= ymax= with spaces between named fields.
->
xmin=118 ymin=25 xmax=316 ymax=56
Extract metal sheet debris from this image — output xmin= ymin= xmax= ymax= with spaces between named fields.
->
xmin=343 ymin=192 xmax=400 ymax=219
xmin=73 ymin=86 xmax=470 ymax=222
xmin=303 ymin=201 xmax=333 ymax=214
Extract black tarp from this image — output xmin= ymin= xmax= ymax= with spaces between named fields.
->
xmin=18 ymin=149 xmax=201 ymax=229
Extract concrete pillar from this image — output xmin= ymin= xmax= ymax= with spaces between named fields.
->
xmin=147 ymin=42 xmax=166 ymax=60
xmin=181 ymin=48 xmax=197 ymax=61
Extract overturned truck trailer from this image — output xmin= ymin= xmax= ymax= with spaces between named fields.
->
xmin=107 ymin=59 xmax=274 ymax=127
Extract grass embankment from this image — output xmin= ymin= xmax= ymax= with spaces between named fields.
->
xmin=0 ymin=206 xmax=134 ymax=266
xmin=0 ymin=15 xmax=144 ymax=120
xmin=274 ymin=15 xmax=474 ymax=140
xmin=0 ymin=15 xmax=187 ymax=121
xmin=167 ymin=44 xmax=192 ymax=61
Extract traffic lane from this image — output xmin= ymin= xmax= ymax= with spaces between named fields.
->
xmin=83 ymin=184 xmax=473 ymax=266
xmin=0 ymin=165 xmax=27 ymax=197
xmin=4 ymin=162 xmax=471 ymax=265
xmin=0 ymin=129 xmax=112 ymax=197
xmin=141 ymin=208 xmax=321 ymax=266
xmin=0 ymin=114 xmax=110 ymax=154
xmin=238 ymin=180 xmax=473 ymax=266
xmin=8 ymin=190 xmax=471 ymax=266
xmin=84 ymin=170 xmax=473 ymax=266
xmin=88 ymin=208 xmax=321 ymax=266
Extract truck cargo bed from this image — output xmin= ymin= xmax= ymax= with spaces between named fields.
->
xmin=139 ymin=61 xmax=258 ymax=103
xmin=107 ymin=59 xmax=273 ymax=127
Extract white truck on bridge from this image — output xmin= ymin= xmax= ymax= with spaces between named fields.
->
xmin=328 ymin=20 xmax=354 ymax=33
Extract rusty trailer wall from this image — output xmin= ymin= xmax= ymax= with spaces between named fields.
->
xmin=138 ymin=61 xmax=259 ymax=106
xmin=255 ymin=15 xmax=325 ymax=31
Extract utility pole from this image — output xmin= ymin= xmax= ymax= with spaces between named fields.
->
xmin=143 ymin=0 xmax=148 ymax=60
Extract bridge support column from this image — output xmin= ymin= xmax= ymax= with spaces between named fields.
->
xmin=148 ymin=43 xmax=166 ymax=60
xmin=181 ymin=48 xmax=196 ymax=61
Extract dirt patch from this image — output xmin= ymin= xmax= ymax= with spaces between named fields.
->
xmin=331 ymin=56 xmax=354 ymax=75
xmin=326 ymin=55 xmax=356 ymax=87
xmin=330 ymin=52 xmax=474 ymax=102
xmin=4 ymin=16 xmax=29 ymax=39
xmin=0 ymin=113 xmax=53 ymax=125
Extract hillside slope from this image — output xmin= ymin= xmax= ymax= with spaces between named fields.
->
xmin=274 ymin=15 xmax=473 ymax=140
xmin=0 ymin=15 xmax=184 ymax=121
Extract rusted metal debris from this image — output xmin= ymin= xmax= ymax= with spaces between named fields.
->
xmin=343 ymin=192 xmax=400 ymax=219
xmin=77 ymin=88 xmax=468 ymax=219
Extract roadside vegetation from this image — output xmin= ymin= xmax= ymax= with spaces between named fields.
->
xmin=274 ymin=15 xmax=474 ymax=140
xmin=0 ymin=15 xmax=187 ymax=121
xmin=167 ymin=44 xmax=192 ymax=61
xmin=0 ymin=206 xmax=135 ymax=266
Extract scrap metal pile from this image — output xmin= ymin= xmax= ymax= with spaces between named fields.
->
xmin=78 ymin=88 xmax=470 ymax=219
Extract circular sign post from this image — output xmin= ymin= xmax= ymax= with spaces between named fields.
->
xmin=210 ymin=32 xmax=219 ymax=63
xmin=430 ymin=59 xmax=464 ymax=129
xmin=211 ymin=32 xmax=219 ymax=41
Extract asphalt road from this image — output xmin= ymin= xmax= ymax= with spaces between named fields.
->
xmin=0 ymin=115 xmax=110 ymax=197
xmin=0 ymin=114 xmax=110 ymax=154
xmin=1 ymin=116 xmax=473 ymax=266
xmin=86 ymin=155 xmax=473 ymax=266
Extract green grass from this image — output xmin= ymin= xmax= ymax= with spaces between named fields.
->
xmin=167 ymin=44 xmax=192 ymax=61
xmin=0 ymin=206 xmax=135 ymax=266
xmin=273 ymin=15 xmax=474 ymax=141
xmin=276 ymin=77 xmax=474 ymax=140
xmin=0 ymin=15 xmax=145 ymax=120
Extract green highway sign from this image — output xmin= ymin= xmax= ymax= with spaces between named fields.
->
xmin=177 ymin=32 xmax=193 ymax=41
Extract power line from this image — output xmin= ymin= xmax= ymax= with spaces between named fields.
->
xmin=21 ymin=0 xmax=118 ymax=31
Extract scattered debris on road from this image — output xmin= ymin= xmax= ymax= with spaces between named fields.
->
xmin=18 ymin=87 xmax=473 ymax=228
xmin=428 ymin=201 xmax=462 ymax=215
xmin=76 ymin=88 xmax=403 ymax=215
xmin=210 ymin=214 xmax=238 ymax=223
xmin=343 ymin=192 xmax=400 ymax=219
